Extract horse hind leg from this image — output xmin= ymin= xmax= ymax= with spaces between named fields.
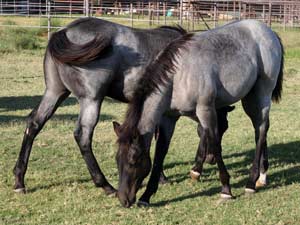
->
xmin=13 ymin=89 xmax=70 ymax=193
xmin=195 ymin=104 xmax=232 ymax=198
xmin=190 ymin=124 xmax=206 ymax=180
xmin=242 ymin=90 xmax=272 ymax=193
xmin=74 ymin=98 xmax=116 ymax=195
xmin=191 ymin=106 xmax=233 ymax=180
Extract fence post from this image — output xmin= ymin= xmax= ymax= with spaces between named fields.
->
xmin=179 ymin=0 xmax=183 ymax=25
xmin=148 ymin=2 xmax=152 ymax=27
xmin=130 ymin=2 xmax=133 ymax=27
xmin=156 ymin=1 xmax=160 ymax=25
xmin=214 ymin=2 xmax=217 ymax=28
xmin=284 ymin=3 xmax=287 ymax=30
xmin=163 ymin=1 xmax=166 ymax=25
xmin=85 ymin=0 xmax=89 ymax=17
xmin=268 ymin=2 xmax=272 ymax=27
xmin=27 ymin=0 xmax=29 ymax=16
xmin=262 ymin=4 xmax=265 ymax=22
xmin=233 ymin=0 xmax=236 ymax=19
xmin=238 ymin=1 xmax=241 ymax=20
xmin=47 ymin=0 xmax=51 ymax=40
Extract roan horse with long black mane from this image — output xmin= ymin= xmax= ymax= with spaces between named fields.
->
xmin=13 ymin=17 xmax=190 ymax=195
xmin=114 ymin=20 xmax=284 ymax=207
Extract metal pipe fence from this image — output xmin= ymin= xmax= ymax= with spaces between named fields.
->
xmin=0 ymin=0 xmax=300 ymax=38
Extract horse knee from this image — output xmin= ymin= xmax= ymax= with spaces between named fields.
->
xmin=73 ymin=128 xmax=81 ymax=143
xmin=74 ymin=128 xmax=90 ymax=150
xmin=24 ymin=113 xmax=41 ymax=139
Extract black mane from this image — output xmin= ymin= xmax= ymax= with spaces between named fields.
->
xmin=118 ymin=33 xmax=194 ymax=144
xmin=158 ymin=25 xmax=187 ymax=35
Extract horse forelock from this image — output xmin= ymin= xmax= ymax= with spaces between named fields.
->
xmin=120 ymin=33 xmax=194 ymax=139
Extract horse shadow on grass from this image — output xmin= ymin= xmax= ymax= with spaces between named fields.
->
xmin=26 ymin=177 xmax=92 ymax=193
xmin=152 ymin=141 xmax=300 ymax=207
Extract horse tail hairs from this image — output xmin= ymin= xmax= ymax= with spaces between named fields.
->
xmin=47 ymin=29 xmax=111 ymax=66
xmin=272 ymin=33 xmax=284 ymax=103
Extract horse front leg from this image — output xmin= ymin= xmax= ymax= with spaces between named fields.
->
xmin=74 ymin=98 xmax=116 ymax=195
xmin=13 ymin=90 xmax=70 ymax=193
xmin=138 ymin=116 xmax=178 ymax=206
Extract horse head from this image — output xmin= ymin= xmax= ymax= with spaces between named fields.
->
xmin=113 ymin=121 xmax=152 ymax=208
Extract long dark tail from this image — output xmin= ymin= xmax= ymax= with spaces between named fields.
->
xmin=47 ymin=29 xmax=111 ymax=66
xmin=272 ymin=33 xmax=284 ymax=103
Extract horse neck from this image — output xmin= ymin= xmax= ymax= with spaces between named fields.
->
xmin=137 ymin=83 xmax=172 ymax=135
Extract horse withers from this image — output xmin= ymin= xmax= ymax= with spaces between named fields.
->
xmin=114 ymin=20 xmax=284 ymax=207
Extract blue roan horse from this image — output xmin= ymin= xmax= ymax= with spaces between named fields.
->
xmin=114 ymin=20 xmax=284 ymax=207
xmin=13 ymin=17 xmax=189 ymax=194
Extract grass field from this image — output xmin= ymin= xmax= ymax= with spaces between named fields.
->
xmin=0 ymin=17 xmax=300 ymax=225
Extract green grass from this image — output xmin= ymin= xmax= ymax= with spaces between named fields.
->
xmin=0 ymin=18 xmax=300 ymax=225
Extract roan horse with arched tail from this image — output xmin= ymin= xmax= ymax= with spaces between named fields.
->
xmin=114 ymin=20 xmax=284 ymax=207
xmin=13 ymin=17 xmax=189 ymax=195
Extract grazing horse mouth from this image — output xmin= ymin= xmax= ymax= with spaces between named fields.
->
xmin=117 ymin=192 xmax=136 ymax=208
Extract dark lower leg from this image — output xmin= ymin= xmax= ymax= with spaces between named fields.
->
xmin=13 ymin=91 xmax=69 ymax=191
xmin=256 ymin=143 xmax=268 ymax=187
xmin=75 ymin=99 xmax=116 ymax=195
xmin=139 ymin=118 xmax=176 ymax=204
xmin=191 ymin=124 xmax=205 ymax=177
xmin=76 ymin=140 xmax=116 ymax=194
xmin=215 ymin=151 xmax=231 ymax=196
xmin=138 ymin=146 xmax=168 ymax=204
xmin=14 ymin=124 xmax=37 ymax=191
xmin=246 ymin=133 xmax=267 ymax=191
xmin=190 ymin=141 xmax=206 ymax=179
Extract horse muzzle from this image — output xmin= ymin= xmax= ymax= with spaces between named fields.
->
xmin=117 ymin=191 xmax=136 ymax=208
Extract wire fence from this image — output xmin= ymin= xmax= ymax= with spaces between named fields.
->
xmin=1 ymin=0 xmax=300 ymax=38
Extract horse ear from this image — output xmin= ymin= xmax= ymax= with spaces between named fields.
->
xmin=226 ymin=105 xmax=235 ymax=112
xmin=112 ymin=121 xmax=121 ymax=137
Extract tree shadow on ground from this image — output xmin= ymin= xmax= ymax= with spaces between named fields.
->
xmin=0 ymin=95 xmax=119 ymax=112
xmin=0 ymin=96 xmax=77 ymax=112
xmin=151 ymin=141 xmax=300 ymax=207
xmin=0 ymin=95 xmax=115 ymax=124
xmin=0 ymin=113 xmax=114 ymax=124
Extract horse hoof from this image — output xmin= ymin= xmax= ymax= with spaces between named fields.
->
xmin=137 ymin=200 xmax=150 ymax=207
xmin=245 ymin=188 xmax=256 ymax=194
xmin=14 ymin=188 xmax=26 ymax=194
xmin=107 ymin=191 xmax=117 ymax=198
xmin=104 ymin=187 xmax=117 ymax=197
xmin=256 ymin=173 xmax=267 ymax=188
xmin=255 ymin=180 xmax=267 ymax=188
xmin=220 ymin=193 xmax=233 ymax=199
xmin=190 ymin=170 xmax=201 ymax=181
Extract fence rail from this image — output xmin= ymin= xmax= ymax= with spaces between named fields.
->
xmin=1 ymin=0 xmax=300 ymax=37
